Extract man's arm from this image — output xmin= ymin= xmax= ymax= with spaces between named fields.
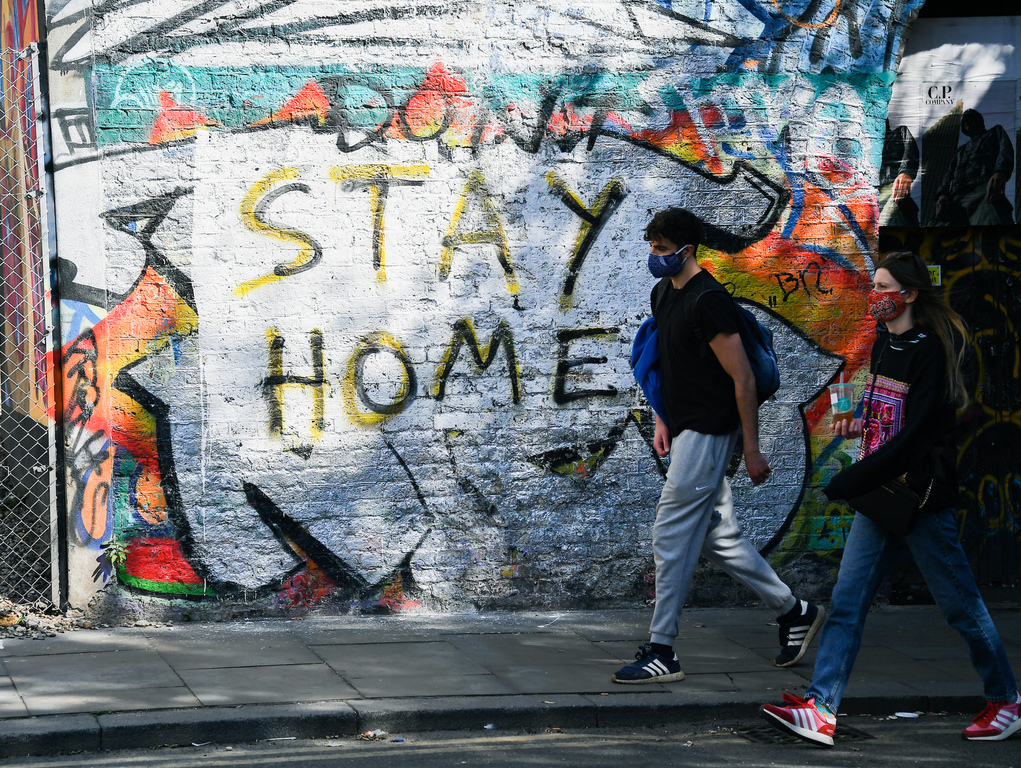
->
xmin=709 ymin=332 xmax=771 ymax=485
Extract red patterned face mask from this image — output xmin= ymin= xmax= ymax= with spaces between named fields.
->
xmin=866 ymin=289 xmax=907 ymax=321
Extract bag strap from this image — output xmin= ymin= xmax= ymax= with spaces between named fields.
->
xmin=651 ymin=277 xmax=671 ymax=315
xmin=862 ymin=336 xmax=890 ymax=423
xmin=920 ymin=478 xmax=934 ymax=506
xmin=683 ymin=279 xmax=726 ymax=355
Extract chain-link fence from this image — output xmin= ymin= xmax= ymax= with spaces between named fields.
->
xmin=0 ymin=44 xmax=58 ymax=606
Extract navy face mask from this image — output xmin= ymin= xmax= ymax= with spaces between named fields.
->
xmin=648 ymin=248 xmax=687 ymax=278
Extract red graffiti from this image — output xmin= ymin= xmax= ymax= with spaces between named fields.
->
xmin=150 ymin=91 xmax=216 ymax=144
xmin=123 ymin=537 xmax=203 ymax=584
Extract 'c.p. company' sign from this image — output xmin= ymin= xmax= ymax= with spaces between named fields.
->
xmin=925 ymin=84 xmax=955 ymax=106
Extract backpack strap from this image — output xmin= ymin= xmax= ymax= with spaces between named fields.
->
xmin=651 ymin=277 xmax=671 ymax=316
xmin=683 ymin=278 xmax=728 ymax=356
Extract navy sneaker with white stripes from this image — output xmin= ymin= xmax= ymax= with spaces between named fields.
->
xmin=611 ymin=643 xmax=685 ymax=684
xmin=773 ymin=599 xmax=825 ymax=668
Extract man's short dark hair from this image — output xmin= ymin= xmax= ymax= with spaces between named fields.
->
xmin=644 ymin=208 xmax=704 ymax=250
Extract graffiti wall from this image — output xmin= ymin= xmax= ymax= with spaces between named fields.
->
xmin=43 ymin=0 xmax=932 ymax=612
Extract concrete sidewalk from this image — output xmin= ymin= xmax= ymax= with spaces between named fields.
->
xmin=0 ymin=605 xmax=1018 ymax=757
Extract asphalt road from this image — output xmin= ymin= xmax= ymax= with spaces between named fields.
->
xmin=1 ymin=713 xmax=1017 ymax=768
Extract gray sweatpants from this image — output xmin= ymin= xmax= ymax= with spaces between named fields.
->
xmin=649 ymin=429 xmax=796 ymax=647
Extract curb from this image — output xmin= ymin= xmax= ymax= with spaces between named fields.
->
xmin=96 ymin=701 xmax=359 ymax=751
xmin=0 ymin=691 xmax=989 ymax=758
xmin=0 ymin=713 xmax=101 ymax=758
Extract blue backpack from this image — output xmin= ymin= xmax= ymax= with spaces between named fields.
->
xmin=630 ymin=278 xmax=779 ymax=419
xmin=630 ymin=314 xmax=668 ymax=421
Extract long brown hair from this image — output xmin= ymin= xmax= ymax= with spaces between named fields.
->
xmin=875 ymin=251 xmax=969 ymax=407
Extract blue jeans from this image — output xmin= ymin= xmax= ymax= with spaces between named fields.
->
xmin=807 ymin=507 xmax=1017 ymax=711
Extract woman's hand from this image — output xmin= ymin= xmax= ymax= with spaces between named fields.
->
xmin=833 ymin=417 xmax=863 ymax=439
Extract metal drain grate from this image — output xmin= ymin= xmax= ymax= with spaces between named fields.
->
xmin=739 ymin=722 xmax=874 ymax=744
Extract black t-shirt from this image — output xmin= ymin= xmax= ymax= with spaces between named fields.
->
xmin=652 ymin=270 xmax=741 ymax=437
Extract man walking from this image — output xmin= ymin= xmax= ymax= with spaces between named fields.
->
xmin=612 ymin=208 xmax=824 ymax=683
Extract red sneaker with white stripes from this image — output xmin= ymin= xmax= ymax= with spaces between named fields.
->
xmin=962 ymin=692 xmax=1021 ymax=741
xmin=761 ymin=692 xmax=836 ymax=747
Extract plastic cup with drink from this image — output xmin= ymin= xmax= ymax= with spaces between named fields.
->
xmin=829 ymin=374 xmax=855 ymax=427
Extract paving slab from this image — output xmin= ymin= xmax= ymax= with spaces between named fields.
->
xmin=843 ymin=647 xmax=966 ymax=684
xmin=150 ymin=628 xmax=324 ymax=669
xmin=21 ymin=687 xmax=202 ymax=717
xmin=661 ymin=672 xmax=739 ymax=693
xmin=445 ymin=632 xmax=621 ymax=669
xmin=887 ymin=643 xmax=970 ymax=662
xmin=483 ymin=663 xmax=626 ymax=695
xmin=721 ymin=623 xmax=780 ymax=647
xmin=4 ymin=648 xmax=194 ymax=716
xmin=598 ymin=638 xmax=771 ymax=676
xmin=746 ymin=643 xmax=817 ymax=668
xmin=683 ymin=608 xmax=778 ymax=627
xmin=289 ymin=625 xmax=455 ymax=645
xmin=991 ymin=612 xmax=1021 ymax=637
xmin=0 ymin=629 xmax=153 ymax=658
xmin=289 ymin=612 xmax=577 ymax=645
xmin=666 ymin=640 xmax=772 ymax=675
xmin=671 ymin=624 xmax=736 ymax=642
xmin=858 ymin=606 xmax=948 ymax=629
xmin=347 ymin=672 xmax=517 ymax=698
xmin=0 ymin=685 xmax=28 ymax=718
xmin=729 ymin=669 xmax=813 ymax=693
xmin=556 ymin=611 xmax=655 ymax=642
xmin=918 ymin=656 xmax=985 ymax=681
xmin=177 ymin=663 xmax=361 ymax=706
xmin=0 ymin=660 xmax=14 ymax=689
xmin=4 ymin=649 xmax=182 ymax=695
xmin=314 ymin=639 xmax=489 ymax=676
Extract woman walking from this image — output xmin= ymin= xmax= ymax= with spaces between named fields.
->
xmin=761 ymin=250 xmax=1019 ymax=746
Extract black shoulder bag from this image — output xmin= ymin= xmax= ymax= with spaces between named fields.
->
xmin=846 ymin=340 xmax=933 ymax=537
